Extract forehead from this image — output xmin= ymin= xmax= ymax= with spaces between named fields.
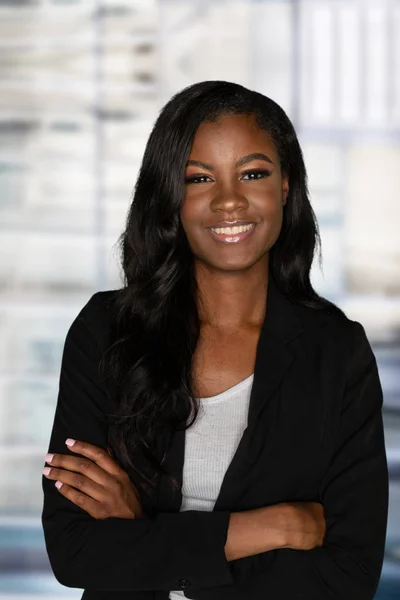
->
xmin=189 ymin=113 xmax=278 ymax=157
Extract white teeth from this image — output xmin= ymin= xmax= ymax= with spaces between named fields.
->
xmin=210 ymin=224 xmax=254 ymax=235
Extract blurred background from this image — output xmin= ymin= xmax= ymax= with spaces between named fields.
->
xmin=0 ymin=0 xmax=399 ymax=598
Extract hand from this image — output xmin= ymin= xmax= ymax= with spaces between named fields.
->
xmin=42 ymin=438 xmax=147 ymax=520
xmin=282 ymin=501 xmax=327 ymax=551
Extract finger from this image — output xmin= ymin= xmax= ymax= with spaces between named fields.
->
xmin=52 ymin=479 xmax=107 ymax=520
xmin=45 ymin=441 xmax=126 ymax=488
xmin=64 ymin=439 xmax=127 ymax=479
xmin=42 ymin=465 xmax=108 ymax=504
xmin=44 ymin=452 xmax=115 ymax=489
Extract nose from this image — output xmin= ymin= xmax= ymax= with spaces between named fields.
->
xmin=210 ymin=182 xmax=249 ymax=214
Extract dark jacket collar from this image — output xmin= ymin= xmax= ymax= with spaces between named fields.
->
xmin=248 ymin=273 xmax=306 ymax=426
xmin=263 ymin=273 xmax=306 ymax=343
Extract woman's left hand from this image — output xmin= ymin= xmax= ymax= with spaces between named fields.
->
xmin=42 ymin=439 xmax=147 ymax=520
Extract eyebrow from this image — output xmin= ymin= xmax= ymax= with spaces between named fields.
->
xmin=186 ymin=152 xmax=274 ymax=171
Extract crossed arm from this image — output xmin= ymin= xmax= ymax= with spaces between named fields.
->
xmin=41 ymin=304 xmax=389 ymax=598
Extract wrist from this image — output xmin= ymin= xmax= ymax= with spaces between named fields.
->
xmin=261 ymin=503 xmax=295 ymax=550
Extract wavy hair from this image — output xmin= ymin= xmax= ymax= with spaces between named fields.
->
xmin=101 ymin=80 xmax=345 ymax=503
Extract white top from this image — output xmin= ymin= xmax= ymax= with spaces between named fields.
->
xmin=168 ymin=373 xmax=254 ymax=599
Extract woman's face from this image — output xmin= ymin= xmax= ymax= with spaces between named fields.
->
xmin=179 ymin=113 xmax=289 ymax=273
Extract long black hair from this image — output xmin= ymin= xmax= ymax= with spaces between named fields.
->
xmin=101 ymin=80 xmax=345 ymax=499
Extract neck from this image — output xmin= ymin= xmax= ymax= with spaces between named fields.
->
xmin=195 ymin=257 xmax=269 ymax=331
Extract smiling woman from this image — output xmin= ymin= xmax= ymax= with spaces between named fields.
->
xmin=41 ymin=80 xmax=389 ymax=600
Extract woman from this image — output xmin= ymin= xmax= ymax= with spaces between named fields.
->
xmin=41 ymin=80 xmax=389 ymax=600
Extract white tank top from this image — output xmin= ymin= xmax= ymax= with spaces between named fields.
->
xmin=169 ymin=373 xmax=254 ymax=599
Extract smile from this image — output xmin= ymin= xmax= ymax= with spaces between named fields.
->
xmin=207 ymin=223 xmax=256 ymax=244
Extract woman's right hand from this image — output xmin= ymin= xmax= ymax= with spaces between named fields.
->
xmin=282 ymin=501 xmax=327 ymax=550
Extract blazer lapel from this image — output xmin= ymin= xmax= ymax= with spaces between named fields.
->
xmin=247 ymin=274 xmax=305 ymax=426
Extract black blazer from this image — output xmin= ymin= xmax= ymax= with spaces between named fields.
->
xmin=41 ymin=276 xmax=389 ymax=600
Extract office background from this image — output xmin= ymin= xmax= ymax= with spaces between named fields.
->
xmin=0 ymin=0 xmax=399 ymax=598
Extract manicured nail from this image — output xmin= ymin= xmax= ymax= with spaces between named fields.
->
xmin=45 ymin=453 xmax=54 ymax=463
xmin=42 ymin=467 xmax=51 ymax=476
xmin=65 ymin=438 xmax=75 ymax=446
xmin=55 ymin=481 xmax=63 ymax=489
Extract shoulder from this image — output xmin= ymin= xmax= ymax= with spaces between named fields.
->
xmin=294 ymin=298 xmax=370 ymax=357
xmin=70 ymin=288 xmax=122 ymax=350
xmin=80 ymin=289 xmax=121 ymax=324
xmin=293 ymin=303 xmax=377 ymax=396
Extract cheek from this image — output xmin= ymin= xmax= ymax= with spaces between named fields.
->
xmin=251 ymin=184 xmax=284 ymax=218
xmin=180 ymin=194 xmax=205 ymax=225
xmin=179 ymin=202 xmax=200 ymax=242
xmin=252 ymin=178 xmax=282 ymax=199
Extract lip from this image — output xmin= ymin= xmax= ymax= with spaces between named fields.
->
xmin=207 ymin=223 xmax=257 ymax=245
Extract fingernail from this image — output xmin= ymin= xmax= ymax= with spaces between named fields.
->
xmin=42 ymin=467 xmax=51 ymax=476
xmin=45 ymin=453 xmax=54 ymax=463
xmin=65 ymin=438 xmax=75 ymax=446
xmin=55 ymin=481 xmax=63 ymax=489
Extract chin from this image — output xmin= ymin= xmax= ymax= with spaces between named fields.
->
xmin=198 ymin=251 xmax=266 ymax=272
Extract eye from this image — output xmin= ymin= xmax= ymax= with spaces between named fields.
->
xmin=241 ymin=169 xmax=271 ymax=180
xmin=185 ymin=174 xmax=213 ymax=184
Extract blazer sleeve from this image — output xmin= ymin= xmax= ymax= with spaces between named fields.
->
xmin=294 ymin=319 xmax=390 ymax=598
xmin=41 ymin=300 xmax=234 ymax=592
xmin=186 ymin=320 xmax=389 ymax=600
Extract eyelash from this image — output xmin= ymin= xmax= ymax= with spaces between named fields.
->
xmin=185 ymin=169 xmax=272 ymax=184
